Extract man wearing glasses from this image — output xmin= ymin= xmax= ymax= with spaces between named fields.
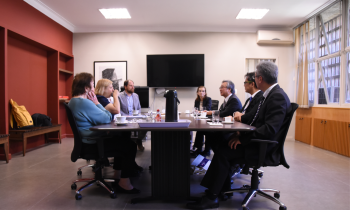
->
xmin=206 ymin=80 xmax=242 ymax=117
xmin=187 ymin=61 xmax=291 ymax=209
xmin=231 ymin=72 xmax=263 ymax=124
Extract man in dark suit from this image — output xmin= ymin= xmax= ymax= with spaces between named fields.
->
xmin=207 ymin=80 xmax=242 ymax=117
xmin=231 ymin=72 xmax=263 ymax=124
xmin=187 ymin=61 xmax=291 ymax=209
xmin=201 ymin=80 xmax=242 ymax=156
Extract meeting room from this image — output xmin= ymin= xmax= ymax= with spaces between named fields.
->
xmin=0 ymin=0 xmax=349 ymax=210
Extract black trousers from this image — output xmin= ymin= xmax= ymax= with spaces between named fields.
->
xmin=193 ymin=131 xmax=210 ymax=151
xmin=82 ymin=131 xmax=137 ymax=178
xmin=200 ymin=144 xmax=245 ymax=194
xmin=204 ymin=131 xmax=234 ymax=153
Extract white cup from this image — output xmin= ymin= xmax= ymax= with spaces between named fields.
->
xmin=161 ymin=109 xmax=165 ymax=114
xmin=133 ymin=110 xmax=139 ymax=115
xmin=224 ymin=117 xmax=231 ymax=122
xmin=185 ymin=110 xmax=190 ymax=113
xmin=116 ymin=116 xmax=126 ymax=123
xmin=201 ymin=112 xmax=207 ymax=118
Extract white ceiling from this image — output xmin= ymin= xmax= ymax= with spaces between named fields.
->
xmin=24 ymin=0 xmax=333 ymax=33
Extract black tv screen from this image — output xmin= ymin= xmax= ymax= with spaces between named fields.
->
xmin=147 ymin=54 xmax=204 ymax=87
xmin=121 ymin=86 xmax=149 ymax=108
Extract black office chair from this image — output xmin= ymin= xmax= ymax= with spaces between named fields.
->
xmin=223 ymin=103 xmax=298 ymax=210
xmin=211 ymin=100 xmax=219 ymax=110
xmin=64 ymin=103 xmax=117 ymax=200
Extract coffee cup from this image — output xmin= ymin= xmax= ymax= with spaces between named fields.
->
xmin=201 ymin=112 xmax=207 ymax=118
xmin=133 ymin=110 xmax=139 ymax=115
xmin=224 ymin=117 xmax=231 ymax=122
xmin=116 ymin=116 xmax=126 ymax=123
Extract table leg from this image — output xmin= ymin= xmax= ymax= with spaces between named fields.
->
xmin=131 ymin=131 xmax=191 ymax=204
xmin=23 ymin=135 xmax=27 ymax=156
xmin=58 ymin=128 xmax=62 ymax=144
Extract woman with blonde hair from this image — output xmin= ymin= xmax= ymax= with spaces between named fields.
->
xmin=95 ymin=79 xmax=120 ymax=118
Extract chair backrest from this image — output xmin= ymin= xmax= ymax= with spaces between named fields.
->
xmin=211 ymin=100 xmax=219 ymax=110
xmin=63 ymin=103 xmax=83 ymax=162
xmin=265 ymin=103 xmax=298 ymax=168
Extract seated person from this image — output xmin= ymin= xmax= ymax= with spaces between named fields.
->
xmin=119 ymin=80 xmax=146 ymax=151
xmin=192 ymin=86 xmax=212 ymax=156
xmin=187 ymin=61 xmax=292 ymax=209
xmin=68 ymin=73 xmax=140 ymax=194
xmin=95 ymin=78 xmax=143 ymax=174
xmin=233 ymin=72 xmax=263 ymax=123
xmin=94 ymin=78 xmax=120 ymax=119
xmin=204 ymin=80 xmax=242 ymax=155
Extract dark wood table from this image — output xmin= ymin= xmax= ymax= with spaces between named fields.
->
xmin=90 ymin=114 xmax=255 ymax=203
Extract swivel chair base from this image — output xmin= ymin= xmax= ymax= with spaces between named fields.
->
xmin=225 ymin=168 xmax=287 ymax=210
xmin=71 ymin=163 xmax=117 ymax=200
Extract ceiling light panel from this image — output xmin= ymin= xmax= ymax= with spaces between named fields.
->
xmin=99 ymin=8 xmax=131 ymax=19
xmin=236 ymin=9 xmax=269 ymax=19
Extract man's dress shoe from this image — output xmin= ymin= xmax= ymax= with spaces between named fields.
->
xmin=186 ymin=195 xmax=219 ymax=209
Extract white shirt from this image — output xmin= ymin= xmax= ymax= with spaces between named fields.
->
xmin=224 ymin=93 xmax=232 ymax=103
xmin=262 ymin=83 xmax=278 ymax=104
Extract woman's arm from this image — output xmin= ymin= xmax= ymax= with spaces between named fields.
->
xmin=104 ymin=90 xmax=120 ymax=114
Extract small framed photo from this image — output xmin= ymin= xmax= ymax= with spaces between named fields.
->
xmin=93 ymin=61 xmax=127 ymax=91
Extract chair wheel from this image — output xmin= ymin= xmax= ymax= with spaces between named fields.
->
xmin=110 ymin=193 xmax=117 ymax=199
xmin=243 ymin=207 xmax=249 ymax=210
xmin=71 ymin=183 xmax=77 ymax=190
xmin=279 ymin=206 xmax=287 ymax=210
xmin=75 ymin=194 xmax=82 ymax=200
xmin=258 ymin=173 xmax=263 ymax=178
xmin=243 ymin=185 xmax=250 ymax=188
xmin=274 ymin=193 xmax=280 ymax=199
xmin=77 ymin=171 xmax=82 ymax=176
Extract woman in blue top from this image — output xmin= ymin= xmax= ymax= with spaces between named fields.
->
xmin=68 ymin=73 xmax=140 ymax=194
xmin=192 ymin=86 xmax=212 ymax=157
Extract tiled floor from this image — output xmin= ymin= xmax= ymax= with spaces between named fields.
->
xmin=0 ymin=137 xmax=349 ymax=210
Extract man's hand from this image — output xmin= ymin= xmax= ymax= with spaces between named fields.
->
xmin=228 ymin=137 xmax=241 ymax=150
xmin=234 ymin=112 xmax=243 ymax=122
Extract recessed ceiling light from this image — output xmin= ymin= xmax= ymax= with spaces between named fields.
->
xmin=236 ymin=9 xmax=269 ymax=19
xmin=99 ymin=8 xmax=131 ymax=19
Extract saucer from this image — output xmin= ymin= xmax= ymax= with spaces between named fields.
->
xmin=133 ymin=113 xmax=139 ymax=116
xmin=222 ymin=121 xmax=234 ymax=124
xmin=115 ymin=122 xmax=128 ymax=125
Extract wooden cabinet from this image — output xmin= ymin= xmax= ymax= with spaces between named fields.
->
xmin=335 ymin=121 xmax=350 ymax=157
xmin=295 ymin=116 xmax=311 ymax=144
xmin=313 ymin=118 xmax=325 ymax=148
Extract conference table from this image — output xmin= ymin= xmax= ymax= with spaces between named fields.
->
xmin=90 ymin=114 xmax=255 ymax=203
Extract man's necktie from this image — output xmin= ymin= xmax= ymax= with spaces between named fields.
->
xmin=242 ymin=97 xmax=252 ymax=113
xmin=222 ymin=100 xmax=227 ymax=108
xmin=250 ymin=97 xmax=265 ymax=125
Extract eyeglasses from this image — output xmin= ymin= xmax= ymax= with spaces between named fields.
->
xmin=244 ymin=81 xmax=253 ymax=84
xmin=219 ymin=86 xmax=227 ymax=89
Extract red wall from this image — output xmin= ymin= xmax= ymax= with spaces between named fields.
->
xmin=7 ymin=36 xmax=48 ymax=115
xmin=0 ymin=0 xmax=72 ymax=55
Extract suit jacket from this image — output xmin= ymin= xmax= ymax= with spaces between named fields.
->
xmin=118 ymin=91 xmax=141 ymax=116
xmin=240 ymin=91 xmax=264 ymax=124
xmin=218 ymin=94 xmax=242 ymax=117
xmin=194 ymin=97 xmax=212 ymax=111
xmin=239 ymin=85 xmax=291 ymax=165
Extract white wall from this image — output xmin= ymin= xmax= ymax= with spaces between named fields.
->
xmin=73 ymin=32 xmax=296 ymax=139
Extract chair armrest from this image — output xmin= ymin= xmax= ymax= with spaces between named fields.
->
xmin=251 ymin=139 xmax=278 ymax=144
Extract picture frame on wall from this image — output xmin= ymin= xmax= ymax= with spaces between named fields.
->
xmin=93 ymin=61 xmax=127 ymax=91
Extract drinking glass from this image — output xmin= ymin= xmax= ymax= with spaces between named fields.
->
xmin=212 ymin=112 xmax=218 ymax=124
xmin=194 ymin=107 xmax=199 ymax=119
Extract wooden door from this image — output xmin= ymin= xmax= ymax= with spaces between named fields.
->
xmin=313 ymin=118 xmax=325 ymax=148
xmin=323 ymin=120 xmax=337 ymax=153
xmin=295 ymin=116 xmax=302 ymax=142
xmin=301 ymin=117 xmax=312 ymax=144
xmin=335 ymin=121 xmax=349 ymax=157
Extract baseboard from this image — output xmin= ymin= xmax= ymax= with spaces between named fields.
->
xmin=286 ymin=136 xmax=295 ymax=141
xmin=0 ymin=153 xmax=12 ymax=161
xmin=61 ymin=134 xmax=73 ymax=138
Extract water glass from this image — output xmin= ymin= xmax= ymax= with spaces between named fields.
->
xmin=212 ymin=112 xmax=219 ymax=124
xmin=192 ymin=107 xmax=198 ymax=119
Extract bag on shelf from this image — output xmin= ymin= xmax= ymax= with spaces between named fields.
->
xmin=31 ymin=113 xmax=52 ymax=127
xmin=10 ymin=99 xmax=34 ymax=129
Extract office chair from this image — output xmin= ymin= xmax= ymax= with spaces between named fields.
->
xmin=211 ymin=100 xmax=219 ymax=110
xmin=223 ymin=103 xmax=298 ymax=210
xmin=64 ymin=103 xmax=117 ymax=200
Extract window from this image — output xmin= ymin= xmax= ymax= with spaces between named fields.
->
xmin=318 ymin=2 xmax=342 ymax=57
xmin=318 ymin=56 xmax=341 ymax=104
xmin=346 ymin=52 xmax=350 ymax=103
xmin=308 ymin=18 xmax=316 ymax=104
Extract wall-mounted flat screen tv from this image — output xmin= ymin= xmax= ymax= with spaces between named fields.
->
xmin=147 ymin=54 xmax=204 ymax=87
